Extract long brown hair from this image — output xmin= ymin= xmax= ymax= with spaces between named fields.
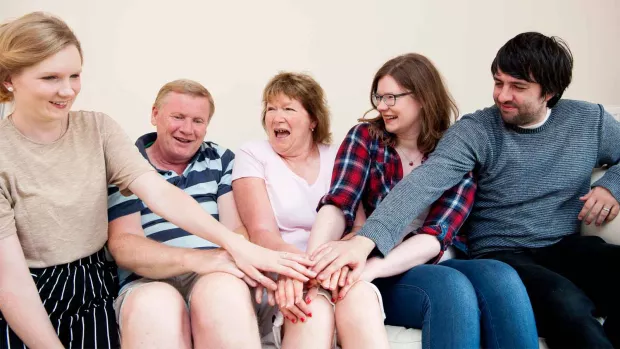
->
xmin=360 ymin=53 xmax=458 ymax=154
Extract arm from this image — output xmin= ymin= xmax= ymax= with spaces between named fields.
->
xmin=357 ymin=118 xmax=486 ymax=256
xmin=0 ymin=235 xmax=64 ymax=349
xmin=232 ymin=177 xmax=301 ymax=254
xmin=108 ymin=212 xmax=234 ymax=279
xmin=308 ymin=124 xmax=374 ymax=253
xmin=217 ymin=192 xmax=249 ymax=240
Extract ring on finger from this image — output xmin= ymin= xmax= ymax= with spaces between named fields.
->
xmin=602 ymin=207 xmax=611 ymax=212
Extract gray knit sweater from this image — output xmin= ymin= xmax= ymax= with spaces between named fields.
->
xmin=358 ymin=99 xmax=620 ymax=257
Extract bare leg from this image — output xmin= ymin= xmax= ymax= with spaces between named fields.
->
xmin=190 ymin=272 xmax=261 ymax=349
xmin=335 ymin=282 xmax=389 ymax=349
xmin=119 ymin=282 xmax=191 ymax=349
xmin=281 ymin=296 xmax=334 ymax=349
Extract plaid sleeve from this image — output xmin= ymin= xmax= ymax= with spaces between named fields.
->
xmin=415 ymin=171 xmax=476 ymax=264
xmin=107 ymin=185 xmax=144 ymax=222
xmin=318 ymin=124 xmax=373 ymax=232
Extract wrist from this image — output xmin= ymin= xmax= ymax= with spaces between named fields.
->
xmin=352 ymin=235 xmax=376 ymax=256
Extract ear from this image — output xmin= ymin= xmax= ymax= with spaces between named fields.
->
xmin=151 ymin=106 xmax=159 ymax=126
xmin=310 ymin=119 xmax=318 ymax=131
xmin=543 ymin=92 xmax=554 ymax=103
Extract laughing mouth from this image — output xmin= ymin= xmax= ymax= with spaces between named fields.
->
xmin=50 ymin=101 xmax=69 ymax=107
xmin=274 ymin=128 xmax=290 ymax=138
xmin=174 ymin=136 xmax=193 ymax=144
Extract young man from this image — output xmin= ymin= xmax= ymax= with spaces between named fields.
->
xmin=107 ymin=80 xmax=273 ymax=349
xmin=311 ymin=32 xmax=620 ymax=348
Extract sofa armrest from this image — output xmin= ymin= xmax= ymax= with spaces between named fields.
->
xmin=581 ymin=168 xmax=620 ymax=245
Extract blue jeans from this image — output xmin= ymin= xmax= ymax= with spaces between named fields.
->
xmin=373 ymin=259 xmax=537 ymax=349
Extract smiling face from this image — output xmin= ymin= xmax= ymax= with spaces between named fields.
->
xmin=151 ymin=91 xmax=210 ymax=163
xmin=7 ymin=45 xmax=82 ymax=122
xmin=493 ymin=69 xmax=552 ymax=126
xmin=264 ymin=93 xmax=316 ymax=157
xmin=374 ymin=75 xmax=423 ymax=138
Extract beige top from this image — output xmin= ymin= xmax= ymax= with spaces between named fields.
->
xmin=0 ymin=111 xmax=154 ymax=267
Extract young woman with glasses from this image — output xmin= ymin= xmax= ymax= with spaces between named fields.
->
xmin=306 ymin=53 xmax=539 ymax=348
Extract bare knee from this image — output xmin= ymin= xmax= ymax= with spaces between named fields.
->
xmin=121 ymin=282 xmax=188 ymax=326
xmin=191 ymin=272 xmax=251 ymax=309
xmin=282 ymin=296 xmax=334 ymax=349
xmin=335 ymin=282 xmax=380 ymax=319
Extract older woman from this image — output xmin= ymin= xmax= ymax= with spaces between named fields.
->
xmin=232 ymin=72 xmax=389 ymax=349
xmin=0 ymin=12 xmax=313 ymax=348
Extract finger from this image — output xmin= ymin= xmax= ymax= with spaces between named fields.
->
xmin=585 ymin=201 xmax=603 ymax=225
xmin=317 ymin=256 xmax=349 ymax=281
xmin=277 ymin=278 xmax=286 ymax=308
xmin=606 ymin=205 xmax=619 ymax=222
xmin=267 ymin=289 xmax=276 ymax=306
xmin=281 ymin=252 xmax=315 ymax=267
xmin=313 ymin=252 xmax=340 ymax=278
xmin=287 ymin=304 xmax=307 ymax=323
xmin=305 ymin=286 xmax=318 ymax=305
xmin=346 ymin=262 xmax=365 ymax=286
xmin=254 ymin=285 xmax=263 ymax=304
xmin=244 ymin=266 xmax=277 ymax=291
xmin=293 ymin=280 xmax=304 ymax=305
xmin=285 ymin=278 xmax=295 ymax=309
xmin=278 ymin=259 xmax=317 ymax=279
xmin=578 ymin=197 xmax=597 ymax=221
xmin=272 ymin=263 xmax=311 ymax=282
xmin=331 ymin=286 xmax=339 ymax=303
xmin=223 ymin=265 xmax=246 ymax=279
xmin=243 ymin=275 xmax=257 ymax=288
xmin=339 ymin=267 xmax=350 ymax=287
xmin=280 ymin=308 xmax=297 ymax=324
xmin=295 ymin=290 xmax=312 ymax=317
xmin=310 ymin=243 xmax=332 ymax=260
xmin=596 ymin=205 xmax=612 ymax=226
xmin=338 ymin=282 xmax=354 ymax=300
xmin=579 ymin=190 xmax=592 ymax=201
xmin=329 ymin=269 xmax=341 ymax=291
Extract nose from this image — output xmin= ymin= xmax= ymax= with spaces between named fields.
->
xmin=58 ymin=80 xmax=75 ymax=98
xmin=180 ymin=118 xmax=193 ymax=134
xmin=496 ymin=85 xmax=512 ymax=104
xmin=376 ymin=99 xmax=389 ymax=112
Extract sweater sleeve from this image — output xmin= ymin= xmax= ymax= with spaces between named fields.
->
xmin=357 ymin=115 xmax=489 ymax=256
xmin=592 ymin=106 xmax=620 ymax=201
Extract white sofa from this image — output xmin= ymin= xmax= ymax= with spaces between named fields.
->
xmin=385 ymin=167 xmax=619 ymax=349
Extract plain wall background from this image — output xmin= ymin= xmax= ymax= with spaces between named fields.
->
xmin=2 ymin=0 xmax=619 ymax=150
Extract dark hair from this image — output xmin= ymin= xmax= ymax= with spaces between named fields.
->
xmin=491 ymin=32 xmax=573 ymax=108
xmin=360 ymin=53 xmax=458 ymax=154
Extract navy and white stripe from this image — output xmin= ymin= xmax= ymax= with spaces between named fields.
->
xmin=0 ymin=249 xmax=119 ymax=349
xmin=107 ymin=132 xmax=234 ymax=288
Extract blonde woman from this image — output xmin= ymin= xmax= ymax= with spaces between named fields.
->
xmin=0 ymin=12 xmax=314 ymax=349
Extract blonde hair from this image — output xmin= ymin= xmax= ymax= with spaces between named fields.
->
xmin=0 ymin=12 xmax=83 ymax=103
xmin=261 ymin=72 xmax=332 ymax=144
xmin=153 ymin=79 xmax=215 ymax=119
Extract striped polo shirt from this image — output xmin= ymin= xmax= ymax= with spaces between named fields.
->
xmin=107 ymin=132 xmax=235 ymax=288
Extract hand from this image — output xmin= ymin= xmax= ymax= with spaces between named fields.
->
xmin=275 ymin=275 xmax=313 ymax=324
xmin=226 ymin=235 xmax=317 ymax=291
xmin=254 ymin=283 xmax=276 ymax=307
xmin=336 ymin=257 xmax=383 ymax=300
xmin=310 ymin=236 xmax=376 ymax=286
xmin=320 ymin=265 xmax=349 ymax=302
xmin=578 ymin=187 xmax=619 ymax=226
xmin=188 ymin=249 xmax=255 ymax=287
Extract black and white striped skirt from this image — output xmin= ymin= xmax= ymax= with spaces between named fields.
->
xmin=0 ymin=248 xmax=120 ymax=349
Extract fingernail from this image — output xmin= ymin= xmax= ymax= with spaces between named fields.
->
xmin=307 ymin=312 xmax=312 ymax=317
xmin=305 ymin=297 xmax=311 ymax=304
xmin=331 ymin=297 xmax=336 ymax=302
xmin=301 ymin=317 xmax=305 ymax=322
xmin=292 ymin=318 xmax=297 ymax=324
xmin=338 ymin=296 xmax=343 ymax=300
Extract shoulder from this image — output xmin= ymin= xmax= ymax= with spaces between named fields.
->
xmin=202 ymin=141 xmax=235 ymax=160
xmin=237 ymin=140 xmax=274 ymax=158
xmin=553 ymin=99 xmax=603 ymax=118
xmin=347 ymin=123 xmax=373 ymax=139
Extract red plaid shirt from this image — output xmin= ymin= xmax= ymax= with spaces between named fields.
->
xmin=318 ymin=123 xmax=476 ymax=262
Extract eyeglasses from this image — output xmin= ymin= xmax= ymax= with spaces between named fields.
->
xmin=371 ymin=92 xmax=413 ymax=107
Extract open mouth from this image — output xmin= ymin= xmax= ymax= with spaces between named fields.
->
xmin=383 ymin=115 xmax=398 ymax=121
xmin=274 ymin=128 xmax=291 ymax=138
xmin=173 ymin=136 xmax=193 ymax=144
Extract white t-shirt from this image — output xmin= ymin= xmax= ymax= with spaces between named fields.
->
xmin=232 ymin=140 xmax=338 ymax=252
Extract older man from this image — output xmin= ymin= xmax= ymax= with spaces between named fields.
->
xmin=107 ymin=80 xmax=273 ymax=349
